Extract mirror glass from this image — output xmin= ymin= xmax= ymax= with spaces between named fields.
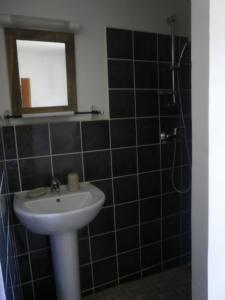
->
xmin=16 ymin=40 xmax=68 ymax=108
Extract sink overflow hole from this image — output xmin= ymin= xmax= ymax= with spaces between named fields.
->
xmin=56 ymin=199 xmax=61 ymax=202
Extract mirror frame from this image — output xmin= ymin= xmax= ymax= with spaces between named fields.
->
xmin=5 ymin=28 xmax=77 ymax=116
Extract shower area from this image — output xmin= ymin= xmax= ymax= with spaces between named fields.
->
xmin=92 ymin=16 xmax=192 ymax=299
xmin=0 ymin=15 xmax=191 ymax=300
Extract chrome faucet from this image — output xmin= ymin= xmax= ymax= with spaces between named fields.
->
xmin=51 ymin=176 xmax=61 ymax=193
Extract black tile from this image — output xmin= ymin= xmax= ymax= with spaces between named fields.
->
xmin=3 ymin=127 xmax=16 ymax=159
xmin=81 ymin=121 xmax=109 ymax=151
xmin=163 ymin=236 xmax=181 ymax=261
xmin=110 ymin=119 xmax=136 ymax=148
xmin=139 ymin=171 xmax=161 ymax=198
xmin=93 ymin=257 xmax=117 ymax=286
xmin=80 ymin=264 xmax=93 ymax=291
xmin=50 ymin=122 xmax=81 ymax=154
xmin=158 ymin=34 xmax=171 ymax=62
xmin=52 ymin=153 xmax=83 ymax=184
xmin=140 ymin=196 xmax=161 ymax=223
xmin=181 ymin=191 xmax=191 ymax=212
xmin=107 ymin=28 xmax=132 ymax=59
xmin=120 ymin=272 xmax=141 ymax=284
xmin=19 ymin=157 xmax=52 ymax=190
xmin=118 ymin=249 xmax=140 ymax=277
xmin=136 ymin=90 xmax=158 ymax=117
xmin=137 ymin=118 xmax=159 ymax=145
xmin=108 ymin=60 xmax=133 ymax=88
xmin=16 ymin=124 xmax=50 ymax=158
xmin=141 ymin=242 xmax=161 ymax=268
xmin=78 ymin=226 xmax=89 ymax=239
xmin=112 ymin=147 xmax=137 ymax=177
xmin=181 ymin=90 xmax=191 ymax=115
xmin=138 ymin=145 xmax=160 ymax=172
xmin=0 ymin=129 xmax=4 ymax=161
xmin=91 ymin=232 xmax=116 ymax=261
xmin=89 ymin=207 xmax=114 ymax=235
xmin=91 ymin=179 xmax=113 ymax=207
xmin=163 ymin=257 xmax=181 ymax=270
xmin=79 ymin=239 xmax=90 ymax=265
xmin=117 ymin=226 xmax=139 ymax=253
xmin=95 ymin=281 xmax=117 ymax=293
xmin=6 ymin=160 xmax=20 ymax=193
xmin=21 ymin=283 xmax=34 ymax=300
xmin=134 ymin=31 xmax=157 ymax=61
xmin=113 ymin=175 xmax=138 ymax=204
xmin=159 ymin=94 xmax=180 ymax=116
xmin=161 ymin=142 xmax=182 ymax=169
xmin=142 ymin=265 xmax=161 ymax=277
xmin=18 ymin=254 xmax=32 ymax=283
xmin=27 ymin=231 xmax=49 ymax=251
xmin=13 ymin=225 xmax=27 ymax=255
xmin=181 ymin=233 xmax=191 ymax=254
xmin=163 ymin=215 xmax=180 ymax=238
xmin=162 ymin=168 xmax=182 ymax=194
xmin=30 ymin=249 xmax=53 ymax=279
xmin=183 ymin=116 xmax=192 ymax=140
xmin=181 ymin=211 xmax=191 ymax=233
xmin=158 ymin=63 xmax=172 ymax=89
xmin=34 ymin=277 xmax=56 ymax=300
xmin=135 ymin=62 xmax=158 ymax=88
xmin=109 ymin=90 xmax=135 ymax=119
xmin=116 ymin=202 xmax=139 ymax=229
xmin=83 ymin=151 xmax=111 ymax=181
xmin=141 ymin=220 xmax=161 ymax=245
xmin=160 ymin=116 xmax=180 ymax=138
xmin=162 ymin=193 xmax=181 ymax=217
xmin=179 ymin=64 xmax=191 ymax=89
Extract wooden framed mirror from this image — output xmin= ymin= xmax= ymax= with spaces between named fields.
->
xmin=5 ymin=28 xmax=77 ymax=116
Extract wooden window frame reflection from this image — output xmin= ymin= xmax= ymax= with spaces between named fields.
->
xmin=5 ymin=28 xmax=77 ymax=115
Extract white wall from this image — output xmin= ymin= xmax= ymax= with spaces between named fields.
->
xmin=208 ymin=0 xmax=225 ymax=299
xmin=191 ymin=0 xmax=209 ymax=299
xmin=192 ymin=0 xmax=225 ymax=299
xmin=0 ymin=0 xmax=190 ymax=120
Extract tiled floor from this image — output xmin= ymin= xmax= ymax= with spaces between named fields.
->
xmin=84 ymin=265 xmax=191 ymax=300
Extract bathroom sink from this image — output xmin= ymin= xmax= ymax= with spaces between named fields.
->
xmin=14 ymin=183 xmax=105 ymax=234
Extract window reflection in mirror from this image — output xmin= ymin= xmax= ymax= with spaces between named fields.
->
xmin=16 ymin=40 xmax=68 ymax=108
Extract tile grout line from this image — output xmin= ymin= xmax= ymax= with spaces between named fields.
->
xmin=25 ymin=229 xmax=36 ymax=300
xmin=157 ymin=32 xmax=164 ymax=272
xmin=108 ymin=97 xmax=120 ymax=286
xmin=47 ymin=123 xmax=54 ymax=176
xmin=79 ymin=121 xmax=95 ymax=294
xmin=13 ymin=126 xmax=22 ymax=191
xmin=131 ymin=30 xmax=143 ymax=278
xmin=79 ymin=121 xmax=85 ymax=182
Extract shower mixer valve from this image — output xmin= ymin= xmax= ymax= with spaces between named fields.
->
xmin=160 ymin=127 xmax=181 ymax=142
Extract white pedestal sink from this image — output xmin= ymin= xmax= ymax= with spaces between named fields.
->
xmin=14 ymin=183 xmax=105 ymax=300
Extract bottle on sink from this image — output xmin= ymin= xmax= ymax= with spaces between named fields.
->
xmin=67 ymin=172 xmax=80 ymax=192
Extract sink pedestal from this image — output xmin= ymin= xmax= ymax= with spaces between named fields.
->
xmin=50 ymin=232 xmax=81 ymax=300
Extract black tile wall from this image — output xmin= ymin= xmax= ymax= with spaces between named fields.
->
xmin=109 ymin=90 xmax=135 ymax=119
xmin=16 ymin=125 xmax=50 ymax=158
xmin=0 ymin=27 xmax=191 ymax=299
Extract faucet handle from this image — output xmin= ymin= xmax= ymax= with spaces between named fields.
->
xmin=51 ymin=176 xmax=61 ymax=193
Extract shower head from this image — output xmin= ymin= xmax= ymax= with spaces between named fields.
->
xmin=166 ymin=15 xmax=176 ymax=25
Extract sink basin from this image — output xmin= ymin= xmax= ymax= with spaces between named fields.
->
xmin=14 ymin=183 xmax=105 ymax=234
xmin=14 ymin=182 xmax=105 ymax=300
